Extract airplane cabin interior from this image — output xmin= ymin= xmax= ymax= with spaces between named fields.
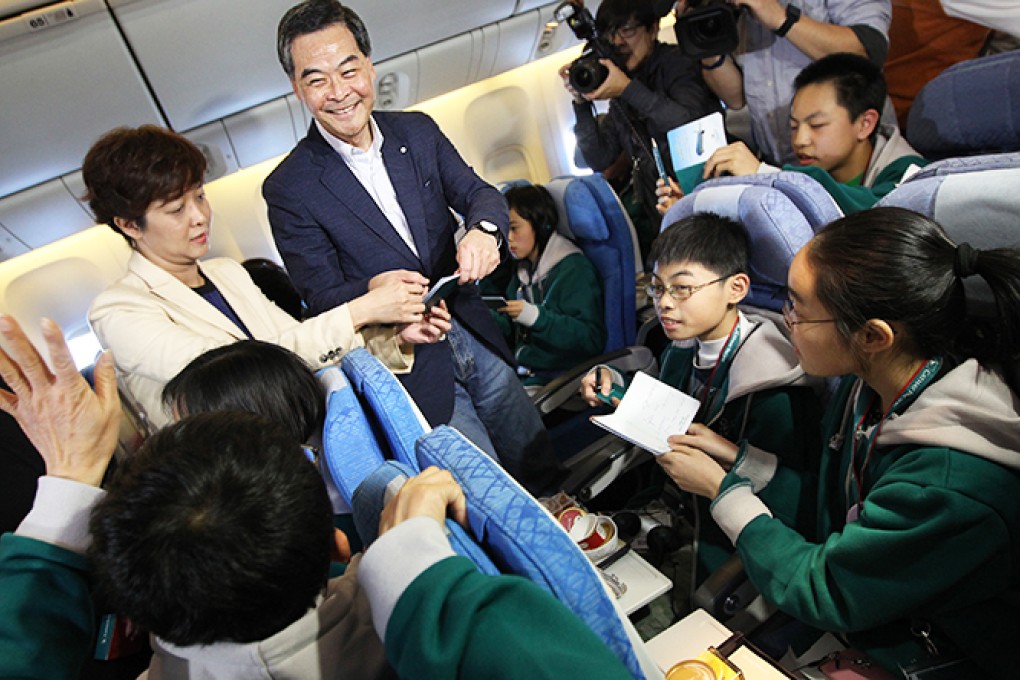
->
xmin=1 ymin=0 xmax=1019 ymax=678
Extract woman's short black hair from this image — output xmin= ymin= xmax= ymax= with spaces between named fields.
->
xmin=82 ymin=125 xmax=206 ymax=244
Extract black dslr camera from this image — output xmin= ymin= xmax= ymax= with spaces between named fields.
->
xmin=674 ymin=0 xmax=742 ymax=59
xmin=555 ymin=1 xmax=620 ymax=94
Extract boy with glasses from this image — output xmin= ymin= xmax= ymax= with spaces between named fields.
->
xmin=581 ymin=212 xmax=821 ymax=578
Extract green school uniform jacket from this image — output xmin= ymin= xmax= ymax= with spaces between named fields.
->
xmin=655 ymin=312 xmax=822 ymax=575
xmin=494 ymin=232 xmax=606 ymax=385
xmin=711 ymin=360 xmax=1020 ymax=675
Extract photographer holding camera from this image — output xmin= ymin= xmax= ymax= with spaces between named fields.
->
xmin=674 ymin=0 xmax=891 ymax=166
xmin=559 ymin=0 xmax=721 ymax=242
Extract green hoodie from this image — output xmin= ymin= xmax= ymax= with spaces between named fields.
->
xmin=712 ymin=360 xmax=1020 ymax=675
xmin=493 ymin=232 xmax=606 ymax=385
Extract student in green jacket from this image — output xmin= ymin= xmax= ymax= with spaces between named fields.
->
xmin=660 ymin=207 xmax=1020 ymax=676
xmin=0 ymin=316 xmax=633 ymax=680
xmin=658 ymin=53 xmax=928 ymax=215
xmin=492 ymin=183 xmax=607 ymax=389
xmin=581 ymin=213 xmax=821 ymax=577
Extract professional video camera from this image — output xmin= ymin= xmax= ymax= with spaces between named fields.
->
xmin=674 ymin=0 xmax=742 ymax=59
xmin=554 ymin=1 xmax=620 ymax=95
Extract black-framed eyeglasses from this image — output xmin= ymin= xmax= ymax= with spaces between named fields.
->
xmin=646 ymin=275 xmax=730 ymax=302
xmin=608 ymin=22 xmax=641 ymax=40
xmin=782 ymin=299 xmax=836 ymax=331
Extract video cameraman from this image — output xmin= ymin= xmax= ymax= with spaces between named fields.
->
xmin=676 ymin=0 xmax=890 ymax=166
xmin=560 ymin=0 xmax=721 ymax=245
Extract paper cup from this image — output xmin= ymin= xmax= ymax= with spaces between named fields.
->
xmin=581 ymin=516 xmax=621 ymax=562
xmin=557 ymin=506 xmax=586 ymax=533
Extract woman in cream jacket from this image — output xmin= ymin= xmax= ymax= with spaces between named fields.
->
xmin=86 ymin=125 xmax=447 ymax=429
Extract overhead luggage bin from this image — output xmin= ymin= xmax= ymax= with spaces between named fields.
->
xmin=0 ymin=0 xmax=165 ymax=199
xmin=108 ymin=0 xmax=518 ymax=133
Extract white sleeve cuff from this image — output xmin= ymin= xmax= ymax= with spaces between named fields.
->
xmin=710 ymin=482 xmax=771 ymax=545
xmin=588 ymin=364 xmax=625 ymax=387
xmin=755 ymin=162 xmax=779 ymax=174
xmin=732 ymin=444 xmax=778 ymax=492
xmin=515 ymin=301 xmax=540 ymax=327
xmin=16 ymin=477 xmax=107 ymax=554
xmin=359 ymin=516 xmax=456 ymax=640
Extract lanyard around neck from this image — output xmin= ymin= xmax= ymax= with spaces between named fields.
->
xmin=692 ymin=316 xmax=741 ymax=423
xmin=849 ymin=357 xmax=943 ymax=507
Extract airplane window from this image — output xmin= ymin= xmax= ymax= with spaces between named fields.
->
xmin=67 ymin=330 xmax=103 ymax=371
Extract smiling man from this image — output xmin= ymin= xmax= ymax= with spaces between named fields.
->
xmin=696 ymin=52 xmax=928 ymax=214
xmin=263 ymin=0 xmax=564 ymax=496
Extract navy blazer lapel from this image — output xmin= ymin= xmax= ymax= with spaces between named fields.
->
xmin=306 ymin=124 xmax=422 ymax=268
xmin=377 ymin=117 xmax=433 ymax=269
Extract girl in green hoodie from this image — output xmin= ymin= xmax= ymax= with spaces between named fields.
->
xmin=659 ymin=207 xmax=1020 ymax=677
xmin=492 ymin=184 xmax=607 ymax=388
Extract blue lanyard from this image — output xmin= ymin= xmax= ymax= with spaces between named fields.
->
xmin=848 ymin=357 xmax=943 ymax=507
xmin=690 ymin=317 xmax=743 ymax=424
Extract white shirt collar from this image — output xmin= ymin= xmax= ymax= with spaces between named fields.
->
xmin=315 ymin=116 xmax=384 ymax=165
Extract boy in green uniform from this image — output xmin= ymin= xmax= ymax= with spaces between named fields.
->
xmin=658 ymin=53 xmax=928 ymax=215
xmin=582 ymin=213 xmax=821 ymax=576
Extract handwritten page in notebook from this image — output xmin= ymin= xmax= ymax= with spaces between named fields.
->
xmin=590 ymin=371 xmax=700 ymax=455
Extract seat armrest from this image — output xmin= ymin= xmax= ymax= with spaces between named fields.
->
xmin=693 ymin=553 xmax=760 ymax=621
xmin=532 ymin=346 xmax=658 ymax=415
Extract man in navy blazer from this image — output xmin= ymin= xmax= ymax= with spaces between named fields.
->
xmin=264 ymin=0 xmax=563 ymax=494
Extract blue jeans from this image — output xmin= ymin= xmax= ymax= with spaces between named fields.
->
xmin=446 ymin=320 xmax=564 ymax=496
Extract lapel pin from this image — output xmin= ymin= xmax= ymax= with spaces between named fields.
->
xmin=400 ymin=146 xmax=407 ymax=154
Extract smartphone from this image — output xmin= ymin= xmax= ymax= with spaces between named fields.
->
xmin=482 ymin=295 xmax=509 ymax=309
xmin=423 ymin=273 xmax=460 ymax=309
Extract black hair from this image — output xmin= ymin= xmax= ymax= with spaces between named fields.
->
xmin=596 ymin=0 xmax=659 ymax=34
xmin=649 ymin=212 xmax=749 ymax=278
xmin=807 ymin=207 xmax=1020 ymax=370
xmin=793 ymin=52 xmax=885 ymax=142
xmin=82 ymin=125 xmax=206 ymax=244
xmin=243 ymin=258 xmax=305 ymax=321
xmin=505 ymin=184 xmax=559 ymax=256
xmin=277 ymin=0 xmax=371 ymax=78
xmin=162 ymin=340 xmax=325 ymax=444
xmin=89 ymin=412 xmax=334 ymax=646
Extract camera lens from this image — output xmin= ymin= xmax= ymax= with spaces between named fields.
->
xmin=692 ymin=15 xmax=722 ymax=41
xmin=570 ymin=59 xmax=609 ymax=94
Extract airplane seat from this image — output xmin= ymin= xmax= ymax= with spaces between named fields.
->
xmin=878 ymin=161 xmax=1020 ymax=395
xmin=412 ymin=424 xmax=658 ymax=680
xmin=321 ymin=360 xmax=501 ymax=575
xmin=545 ymin=174 xmax=642 ymax=353
xmin=318 ymin=365 xmax=389 ymax=508
xmin=907 ymin=50 xmax=1020 ymax=160
xmin=529 ymin=173 xmax=656 ymax=420
xmin=339 ymin=347 xmax=431 ymax=471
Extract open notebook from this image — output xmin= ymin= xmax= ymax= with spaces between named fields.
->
xmin=590 ymin=371 xmax=700 ymax=455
